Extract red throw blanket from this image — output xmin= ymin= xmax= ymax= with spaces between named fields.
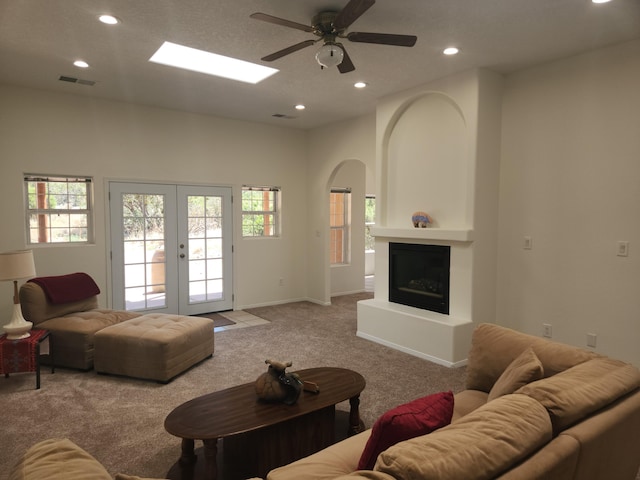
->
xmin=29 ymin=272 xmax=100 ymax=304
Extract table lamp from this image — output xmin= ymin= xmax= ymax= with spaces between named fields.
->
xmin=0 ymin=249 xmax=36 ymax=339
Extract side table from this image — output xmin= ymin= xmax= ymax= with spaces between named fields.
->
xmin=0 ymin=328 xmax=54 ymax=389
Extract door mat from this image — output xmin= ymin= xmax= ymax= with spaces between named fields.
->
xmin=195 ymin=311 xmax=236 ymax=328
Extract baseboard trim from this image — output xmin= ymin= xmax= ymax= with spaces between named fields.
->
xmin=356 ymin=331 xmax=468 ymax=368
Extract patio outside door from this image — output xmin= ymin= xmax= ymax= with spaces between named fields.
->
xmin=109 ymin=182 xmax=233 ymax=315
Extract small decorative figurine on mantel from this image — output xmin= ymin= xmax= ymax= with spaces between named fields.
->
xmin=411 ymin=211 xmax=432 ymax=228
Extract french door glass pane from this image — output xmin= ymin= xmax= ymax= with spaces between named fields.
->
xmin=187 ymin=195 xmax=224 ymax=304
xmin=122 ymin=193 xmax=167 ymax=310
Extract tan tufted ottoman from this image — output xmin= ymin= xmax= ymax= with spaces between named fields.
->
xmin=93 ymin=313 xmax=214 ymax=383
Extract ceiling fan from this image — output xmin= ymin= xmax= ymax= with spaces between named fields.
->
xmin=250 ymin=0 xmax=417 ymax=73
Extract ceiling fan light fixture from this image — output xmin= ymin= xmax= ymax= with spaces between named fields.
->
xmin=315 ymin=43 xmax=344 ymax=69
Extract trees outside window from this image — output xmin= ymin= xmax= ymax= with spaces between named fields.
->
xmin=242 ymin=186 xmax=280 ymax=237
xmin=365 ymin=195 xmax=375 ymax=252
xmin=330 ymin=188 xmax=351 ymax=264
xmin=24 ymin=175 xmax=93 ymax=244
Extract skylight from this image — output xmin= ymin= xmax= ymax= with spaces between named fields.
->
xmin=149 ymin=41 xmax=278 ymax=84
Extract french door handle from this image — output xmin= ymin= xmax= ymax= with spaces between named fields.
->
xmin=180 ymin=253 xmax=186 ymax=259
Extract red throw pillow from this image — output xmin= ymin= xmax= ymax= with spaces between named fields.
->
xmin=357 ymin=391 xmax=454 ymax=471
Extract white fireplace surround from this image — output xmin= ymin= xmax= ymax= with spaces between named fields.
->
xmin=357 ymin=228 xmax=474 ymax=367
xmin=356 ymin=69 xmax=502 ymax=367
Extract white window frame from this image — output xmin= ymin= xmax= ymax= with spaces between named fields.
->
xmin=241 ymin=185 xmax=281 ymax=238
xmin=24 ymin=174 xmax=94 ymax=245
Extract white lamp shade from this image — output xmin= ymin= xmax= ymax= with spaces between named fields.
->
xmin=0 ymin=250 xmax=36 ymax=282
xmin=315 ymin=43 xmax=344 ymax=68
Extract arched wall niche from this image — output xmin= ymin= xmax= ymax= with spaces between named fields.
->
xmin=380 ymin=91 xmax=470 ymax=229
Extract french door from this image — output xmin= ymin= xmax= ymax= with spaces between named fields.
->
xmin=109 ymin=182 xmax=233 ymax=315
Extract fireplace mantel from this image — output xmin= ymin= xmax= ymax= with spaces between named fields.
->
xmin=371 ymin=227 xmax=474 ymax=243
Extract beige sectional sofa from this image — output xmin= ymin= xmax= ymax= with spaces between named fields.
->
xmin=8 ymin=438 xmax=167 ymax=480
xmin=267 ymin=324 xmax=640 ymax=480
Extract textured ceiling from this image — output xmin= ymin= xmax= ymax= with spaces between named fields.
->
xmin=1 ymin=0 xmax=639 ymax=129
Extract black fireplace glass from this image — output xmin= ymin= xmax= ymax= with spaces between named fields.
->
xmin=389 ymin=243 xmax=450 ymax=314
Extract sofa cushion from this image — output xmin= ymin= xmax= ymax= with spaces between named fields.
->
xmin=488 ymin=347 xmax=544 ymax=401
xmin=266 ymin=430 xmax=372 ymax=480
xmin=374 ymin=394 xmax=553 ymax=480
xmin=466 ymin=323 xmax=597 ymax=392
xmin=9 ymin=438 xmax=112 ymax=480
xmin=516 ymin=357 xmax=640 ymax=433
xmin=20 ymin=282 xmax=99 ymax=325
xmin=451 ymin=389 xmax=488 ymax=422
xmin=357 ymin=391 xmax=454 ymax=470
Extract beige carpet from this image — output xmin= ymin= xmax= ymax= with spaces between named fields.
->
xmin=4 ymin=293 xmax=633 ymax=479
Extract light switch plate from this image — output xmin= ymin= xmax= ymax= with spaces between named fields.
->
xmin=617 ymin=241 xmax=629 ymax=257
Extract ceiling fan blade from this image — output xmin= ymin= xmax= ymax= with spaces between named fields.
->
xmin=250 ymin=12 xmax=314 ymax=33
xmin=337 ymin=46 xmax=355 ymax=73
xmin=261 ymin=40 xmax=316 ymax=62
xmin=333 ymin=0 xmax=376 ymax=31
xmin=347 ymin=32 xmax=417 ymax=47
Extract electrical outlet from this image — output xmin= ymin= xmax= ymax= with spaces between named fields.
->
xmin=617 ymin=241 xmax=629 ymax=257
xmin=524 ymin=236 xmax=533 ymax=250
xmin=543 ymin=323 xmax=552 ymax=338
xmin=278 ymin=278 xmax=284 ymax=286
xmin=587 ymin=333 xmax=597 ymax=348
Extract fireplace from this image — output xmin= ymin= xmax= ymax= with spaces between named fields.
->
xmin=389 ymin=243 xmax=450 ymax=314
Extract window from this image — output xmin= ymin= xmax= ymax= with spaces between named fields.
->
xmin=24 ymin=174 xmax=94 ymax=244
xmin=365 ymin=195 xmax=376 ymax=252
xmin=242 ymin=186 xmax=280 ymax=237
xmin=330 ymin=188 xmax=351 ymax=265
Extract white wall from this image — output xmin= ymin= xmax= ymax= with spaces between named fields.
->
xmin=306 ymin=114 xmax=376 ymax=304
xmin=497 ymin=39 xmax=640 ymax=366
xmin=0 ymin=84 xmax=309 ymax=316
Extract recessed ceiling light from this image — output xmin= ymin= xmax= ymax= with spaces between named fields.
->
xmin=443 ymin=47 xmax=459 ymax=56
xmin=354 ymin=82 xmax=367 ymax=89
xmin=149 ymin=41 xmax=278 ymax=84
xmin=98 ymin=15 xmax=119 ymax=25
xmin=295 ymin=104 xmax=306 ymax=110
xmin=74 ymin=60 xmax=89 ymax=68
xmin=592 ymin=0 xmax=612 ymax=3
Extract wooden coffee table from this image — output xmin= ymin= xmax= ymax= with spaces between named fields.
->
xmin=164 ymin=367 xmax=366 ymax=480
